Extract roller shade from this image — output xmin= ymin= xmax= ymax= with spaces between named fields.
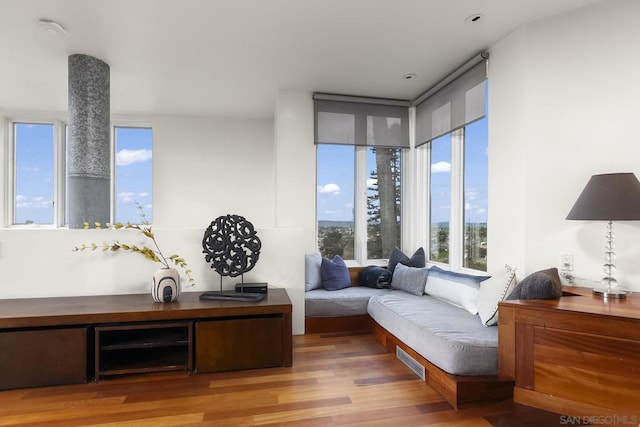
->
xmin=415 ymin=60 xmax=487 ymax=147
xmin=314 ymin=96 xmax=410 ymax=148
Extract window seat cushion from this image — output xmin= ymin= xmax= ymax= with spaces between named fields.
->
xmin=367 ymin=291 xmax=499 ymax=376
xmin=305 ymin=287 xmax=392 ymax=317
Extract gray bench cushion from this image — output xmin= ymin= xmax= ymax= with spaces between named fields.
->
xmin=367 ymin=292 xmax=498 ymax=376
xmin=305 ymin=287 xmax=391 ymax=317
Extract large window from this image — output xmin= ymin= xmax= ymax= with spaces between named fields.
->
xmin=429 ymin=133 xmax=451 ymax=264
xmin=5 ymin=119 xmax=152 ymax=227
xmin=417 ymin=58 xmax=488 ymax=272
xmin=425 ymin=117 xmax=488 ymax=272
xmin=114 ymin=126 xmax=153 ymax=224
xmin=13 ymin=123 xmax=55 ymax=225
xmin=314 ymin=95 xmax=409 ymax=264
xmin=366 ymin=146 xmax=401 ymax=259
xmin=463 ymin=118 xmax=488 ymax=271
xmin=317 ymin=144 xmax=402 ymax=263
xmin=317 ymin=144 xmax=355 ymax=259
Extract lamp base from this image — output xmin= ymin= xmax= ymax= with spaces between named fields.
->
xmin=592 ymin=287 xmax=630 ymax=299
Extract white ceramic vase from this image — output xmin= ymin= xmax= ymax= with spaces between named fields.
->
xmin=152 ymin=268 xmax=181 ymax=302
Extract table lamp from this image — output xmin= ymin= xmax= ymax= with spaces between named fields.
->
xmin=566 ymin=172 xmax=640 ymax=298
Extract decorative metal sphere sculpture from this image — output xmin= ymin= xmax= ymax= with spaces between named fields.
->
xmin=202 ymin=214 xmax=261 ymax=278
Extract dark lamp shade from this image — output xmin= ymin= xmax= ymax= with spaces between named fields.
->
xmin=566 ymin=173 xmax=640 ymax=221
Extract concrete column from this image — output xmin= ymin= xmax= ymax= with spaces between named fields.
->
xmin=68 ymin=54 xmax=110 ymax=228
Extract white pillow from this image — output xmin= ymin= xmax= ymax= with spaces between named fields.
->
xmin=424 ymin=266 xmax=490 ymax=314
xmin=304 ymin=253 xmax=323 ymax=291
xmin=476 ymin=266 xmax=518 ymax=327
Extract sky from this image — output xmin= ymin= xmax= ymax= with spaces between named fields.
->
xmin=14 ymin=123 xmax=152 ymax=225
xmin=317 ymin=117 xmax=488 ymax=225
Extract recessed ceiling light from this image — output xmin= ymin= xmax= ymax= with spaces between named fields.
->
xmin=38 ymin=19 xmax=66 ymax=35
xmin=403 ymin=73 xmax=417 ymax=80
xmin=465 ymin=13 xmax=484 ymax=24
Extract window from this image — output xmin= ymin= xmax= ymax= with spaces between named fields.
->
xmin=317 ymin=145 xmax=355 ymax=259
xmin=317 ymin=144 xmax=402 ymax=263
xmin=463 ymin=118 xmax=488 ymax=271
xmin=314 ymin=95 xmax=409 ymax=264
xmin=429 ymin=132 xmax=451 ymax=264
xmin=416 ymin=57 xmax=488 ymax=272
xmin=425 ymin=118 xmax=488 ymax=272
xmin=367 ymin=146 xmax=401 ymax=259
xmin=114 ymin=126 xmax=153 ymax=224
xmin=13 ymin=123 xmax=55 ymax=225
xmin=4 ymin=119 xmax=152 ymax=227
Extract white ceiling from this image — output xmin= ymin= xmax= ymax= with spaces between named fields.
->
xmin=0 ymin=0 xmax=603 ymax=118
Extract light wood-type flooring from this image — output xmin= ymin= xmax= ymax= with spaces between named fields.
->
xmin=0 ymin=331 xmax=579 ymax=426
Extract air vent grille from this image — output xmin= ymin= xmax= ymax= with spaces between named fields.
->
xmin=396 ymin=346 xmax=425 ymax=381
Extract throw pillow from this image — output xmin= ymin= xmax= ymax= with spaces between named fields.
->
xmin=388 ymin=247 xmax=426 ymax=274
xmin=424 ymin=266 xmax=491 ymax=314
xmin=321 ymin=255 xmax=351 ymax=291
xmin=506 ymin=267 xmax=563 ymax=300
xmin=304 ymin=253 xmax=323 ymax=292
xmin=391 ymin=263 xmax=429 ymax=296
xmin=476 ymin=265 xmax=518 ymax=327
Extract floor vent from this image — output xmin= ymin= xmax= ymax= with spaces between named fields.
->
xmin=396 ymin=346 xmax=425 ymax=381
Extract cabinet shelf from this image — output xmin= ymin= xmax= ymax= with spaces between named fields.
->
xmin=95 ymin=321 xmax=192 ymax=380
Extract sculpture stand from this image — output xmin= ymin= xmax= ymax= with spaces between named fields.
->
xmin=199 ymin=274 xmax=266 ymax=302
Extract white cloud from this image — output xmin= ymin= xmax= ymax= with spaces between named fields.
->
xmin=318 ymin=183 xmax=340 ymax=195
xmin=431 ymin=161 xmax=451 ymax=173
xmin=21 ymin=166 xmax=40 ymax=173
xmin=118 ymin=192 xmax=135 ymax=203
xmin=465 ymin=188 xmax=478 ymax=201
xmin=16 ymin=196 xmax=51 ymax=208
xmin=116 ymin=149 xmax=152 ymax=166
xmin=138 ymin=192 xmax=149 ymax=198
xmin=367 ymin=178 xmax=377 ymax=189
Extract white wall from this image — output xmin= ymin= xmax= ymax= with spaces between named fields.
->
xmin=489 ymin=0 xmax=640 ymax=291
xmin=0 ymin=114 xmax=307 ymax=333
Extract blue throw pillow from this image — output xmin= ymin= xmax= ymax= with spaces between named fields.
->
xmin=388 ymin=247 xmax=426 ymax=274
xmin=321 ymin=255 xmax=351 ymax=291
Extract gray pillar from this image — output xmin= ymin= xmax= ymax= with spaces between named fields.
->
xmin=68 ymin=54 xmax=110 ymax=228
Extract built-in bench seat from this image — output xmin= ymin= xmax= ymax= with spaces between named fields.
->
xmin=368 ymin=291 xmax=499 ymax=376
xmin=304 ymin=264 xmax=514 ymax=408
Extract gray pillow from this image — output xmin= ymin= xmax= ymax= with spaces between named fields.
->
xmin=391 ymin=263 xmax=429 ymax=296
xmin=506 ymin=267 xmax=562 ymax=300
xmin=304 ymin=253 xmax=322 ymax=291
xmin=388 ymin=247 xmax=426 ymax=274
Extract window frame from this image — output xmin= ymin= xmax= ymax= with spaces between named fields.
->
xmin=316 ymin=144 xmax=408 ymax=266
xmin=111 ymin=122 xmax=154 ymax=225
xmin=3 ymin=116 xmax=67 ymax=228
xmin=1 ymin=115 xmax=153 ymax=228
xmin=421 ymin=122 xmax=488 ymax=274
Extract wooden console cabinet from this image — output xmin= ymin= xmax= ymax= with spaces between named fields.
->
xmin=498 ymin=286 xmax=640 ymax=417
xmin=0 ymin=289 xmax=292 ymax=390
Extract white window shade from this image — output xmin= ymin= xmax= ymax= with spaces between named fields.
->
xmin=415 ymin=60 xmax=487 ymax=147
xmin=314 ymin=97 xmax=410 ymax=148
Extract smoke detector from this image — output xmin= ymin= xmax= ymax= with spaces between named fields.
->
xmin=38 ymin=19 xmax=67 ymax=35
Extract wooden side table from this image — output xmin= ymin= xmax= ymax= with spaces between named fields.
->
xmin=498 ymin=286 xmax=640 ymax=418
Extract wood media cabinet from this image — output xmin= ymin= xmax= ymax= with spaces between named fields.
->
xmin=0 ymin=288 xmax=292 ymax=390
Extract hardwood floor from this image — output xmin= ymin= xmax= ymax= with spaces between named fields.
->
xmin=0 ymin=332 xmax=575 ymax=426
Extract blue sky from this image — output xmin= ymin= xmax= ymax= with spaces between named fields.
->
xmin=317 ymin=118 xmax=488 ymax=224
xmin=14 ymin=124 xmax=152 ymax=225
